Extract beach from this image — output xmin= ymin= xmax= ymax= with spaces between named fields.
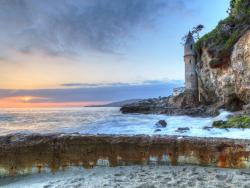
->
xmin=1 ymin=165 xmax=250 ymax=188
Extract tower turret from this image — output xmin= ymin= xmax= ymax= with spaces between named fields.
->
xmin=184 ymin=32 xmax=198 ymax=96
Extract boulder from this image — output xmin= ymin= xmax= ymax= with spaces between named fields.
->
xmin=154 ymin=129 xmax=161 ymax=133
xmin=175 ymin=127 xmax=190 ymax=133
xmin=203 ymin=126 xmax=213 ymax=130
xmin=155 ymin=120 xmax=167 ymax=127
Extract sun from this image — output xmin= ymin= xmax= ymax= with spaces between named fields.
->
xmin=21 ymin=96 xmax=32 ymax=102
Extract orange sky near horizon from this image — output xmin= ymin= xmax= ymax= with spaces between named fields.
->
xmin=0 ymin=96 xmax=105 ymax=108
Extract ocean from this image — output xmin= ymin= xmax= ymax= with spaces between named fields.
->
xmin=0 ymin=107 xmax=248 ymax=139
xmin=1 ymin=107 xmax=250 ymax=188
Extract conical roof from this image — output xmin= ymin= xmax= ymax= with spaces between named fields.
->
xmin=185 ymin=32 xmax=194 ymax=45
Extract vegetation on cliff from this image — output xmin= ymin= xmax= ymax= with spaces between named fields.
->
xmin=195 ymin=0 xmax=250 ymax=68
xmin=213 ymin=116 xmax=250 ymax=128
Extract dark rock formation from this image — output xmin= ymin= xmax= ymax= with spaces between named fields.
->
xmin=120 ymin=92 xmax=220 ymax=117
xmin=155 ymin=120 xmax=167 ymax=127
xmin=154 ymin=129 xmax=161 ymax=132
xmin=203 ymin=126 xmax=213 ymax=130
xmin=175 ymin=127 xmax=190 ymax=133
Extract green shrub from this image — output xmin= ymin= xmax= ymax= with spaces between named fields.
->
xmin=195 ymin=0 xmax=249 ymax=69
xmin=212 ymin=116 xmax=250 ymax=128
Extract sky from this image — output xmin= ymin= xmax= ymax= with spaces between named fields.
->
xmin=0 ymin=0 xmax=230 ymax=107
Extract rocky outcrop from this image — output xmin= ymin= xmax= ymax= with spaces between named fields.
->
xmin=198 ymin=31 xmax=250 ymax=109
xmin=120 ymin=92 xmax=220 ymax=117
xmin=1 ymin=134 xmax=250 ymax=176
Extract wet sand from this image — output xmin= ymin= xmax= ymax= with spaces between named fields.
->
xmin=1 ymin=165 xmax=250 ymax=188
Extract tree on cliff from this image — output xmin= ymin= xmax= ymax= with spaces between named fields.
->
xmin=181 ymin=24 xmax=204 ymax=45
xmin=191 ymin=24 xmax=205 ymax=39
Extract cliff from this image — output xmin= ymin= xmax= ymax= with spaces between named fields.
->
xmin=197 ymin=31 xmax=250 ymax=110
xmin=196 ymin=0 xmax=250 ymax=111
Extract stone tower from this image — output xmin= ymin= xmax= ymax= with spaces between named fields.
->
xmin=184 ymin=32 xmax=198 ymax=96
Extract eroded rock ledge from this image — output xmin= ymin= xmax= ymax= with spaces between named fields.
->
xmin=120 ymin=92 xmax=220 ymax=117
xmin=1 ymin=134 xmax=250 ymax=177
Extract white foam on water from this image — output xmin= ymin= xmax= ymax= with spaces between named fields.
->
xmin=0 ymin=107 xmax=248 ymax=139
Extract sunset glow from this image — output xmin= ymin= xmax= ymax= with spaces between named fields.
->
xmin=0 ymin=96 xmax=103 ymax=108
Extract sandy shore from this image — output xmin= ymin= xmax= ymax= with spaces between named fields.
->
xmin=1 ymin=165 xmax=250 ymax=188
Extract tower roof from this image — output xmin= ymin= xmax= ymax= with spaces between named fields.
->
xmin=185 ymin=32 xmax=194 ymax=45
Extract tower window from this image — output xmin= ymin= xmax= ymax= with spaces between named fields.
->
xmin=190 ymin=45 xmax=193 ymax=50
xmin=190 ymin=59 xmax=192 ymax=64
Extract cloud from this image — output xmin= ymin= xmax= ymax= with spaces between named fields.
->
xmin=61 ymin=82 xmax=136 ymax=88
xmin=0 ymin=80 xmax=184 ymax=103
xmin=61 ymin=83 xmax=102 ymax=87
xmin=0 ymin=0 xmax=189 ymax=58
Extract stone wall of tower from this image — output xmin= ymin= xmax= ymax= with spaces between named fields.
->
xmin=184 ymin=55 xmax=198 ymax=91
xmin=184 ymin=33 xmax=198 ymax=96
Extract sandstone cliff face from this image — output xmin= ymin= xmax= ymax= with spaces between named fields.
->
xmin=198 ymin=30 xmax=250 ymax=109
xmin=231 ymin=31 xmax=250 ymax=103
